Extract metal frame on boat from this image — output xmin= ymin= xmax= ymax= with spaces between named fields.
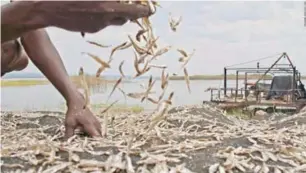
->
xmin=206 ymin=52 xmax=306 ymax=115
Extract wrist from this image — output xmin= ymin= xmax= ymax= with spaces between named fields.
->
xmin=66 ymin=89 xmax=86 ymax=110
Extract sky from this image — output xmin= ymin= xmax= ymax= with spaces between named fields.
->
xmin=2 ymin=1 xmax=306 ymax=76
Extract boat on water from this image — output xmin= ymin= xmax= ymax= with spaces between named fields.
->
xmin=205 ymin=52 xmax=306 ymax=116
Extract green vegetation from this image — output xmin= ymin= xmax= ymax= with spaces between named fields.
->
xmin=1 ymin=80 xmax=49 ymax=87
xmin=91 ymin=103 xmax=144 ymax=114
xmin=224 ymin=108 xmax=250 ymax=119
xmin=2 ymin=74 xmax=306 ymax=87
xmin=1 ymin=75 xmax=119 ymax=88
xmin=60 ymin=103 xmax=144 ymax=114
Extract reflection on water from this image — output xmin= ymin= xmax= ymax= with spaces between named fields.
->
xmin=2 ymin=79 xmax=306 ymax=112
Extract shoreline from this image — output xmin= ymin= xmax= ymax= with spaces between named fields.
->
xmin=2 ymin=74 xmax=306 ymax=87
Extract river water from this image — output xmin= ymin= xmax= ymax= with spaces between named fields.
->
xmin=1 ymin=79 xmax=305 ymax=112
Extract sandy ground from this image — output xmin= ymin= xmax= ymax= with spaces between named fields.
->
xmin=1 ymin=105 xmax=306 ymax=173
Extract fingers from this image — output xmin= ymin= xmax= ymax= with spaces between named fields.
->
xmin=109 ymin=17 xmax=128 ymax=26
xmin=64 ymin=123 xmax=75 ymax=140
xmin=94 ymin=119 xmax=102 ymax=136
xmin=83 ymin=123 xmax=101 ymax=138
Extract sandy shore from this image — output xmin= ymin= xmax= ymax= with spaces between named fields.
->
xmin=1 ymin=105 xmax=306 ymax=173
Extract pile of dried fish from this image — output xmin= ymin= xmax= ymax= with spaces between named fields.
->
xmin=1 ymin=106 xmax=306 ymax=172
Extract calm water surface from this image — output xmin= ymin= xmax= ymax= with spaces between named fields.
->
xmin=2 ymin=79 xmax=305 ymax=111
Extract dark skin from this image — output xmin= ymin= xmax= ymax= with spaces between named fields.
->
xmin=1 ymin=1 xmax=152 ymax=139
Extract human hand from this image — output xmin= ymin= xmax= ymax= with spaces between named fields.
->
xmin=64 ymin=96 xmax=102 ymax=139
xmin=35 ymin=1 xmax=153 ymax=33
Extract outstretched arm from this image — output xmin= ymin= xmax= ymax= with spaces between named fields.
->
xmin=1 ymin=1 xmax=151 ymax=43
xmin=21 ymin=29 xmax=101 ymax=139
xmin=1 ymin=1 xmax=46 ymax=43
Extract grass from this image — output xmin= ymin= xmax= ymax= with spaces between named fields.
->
xmin=1 ymin=80 xmax=49 ymax=87
xmin=2 ymin=74 xmax=306 ymax=87
xmin=1 ymin=75 xmax=118 ymax=88
xmin=91 ymin=103 xmax=144 ymax=114
xmin=60 ymin=103 xmax=144 ymax=114
xmin=224 ymin=108 xmax=250 ymax=119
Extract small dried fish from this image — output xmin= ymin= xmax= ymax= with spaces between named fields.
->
xmin=127 ymin=92 xmax=155 ymax=99
xmin=141 ymin=76 xmax=157 ymax=102
xmin=137 ymin=54 xmax=150 ymax=64
xmin=142 ymin=17 xmax=152 ymax=30
xmin=119 ymin=60 xmax=125 ymax=77
xmin=158 ymin=89 xmax=167 ymax=102
xmin=148 ymin=64 xmax=167 ymax=69
xmin=107 ymin=77 xmax=123 ymax=101
xmin=177 ymin=49 xmax=195 ymax=71
xmin=218 ymin=166 xmax=226 ymax=173
xmin=161 ymin=69 xmax=169 ymax=89
xmin=261 ymin=162 xmax=269 ymax=173
xmin=147 ymin=97 xmax=159 ymax=104
xmin=133 ymin=51 xmax=141 ymax=74
xmin=254 ymin=165 xmax=262 ymax=173
xmin=83 ymin=52 xmax=111 ymax=68
xmin=177 ymin=49 xmax=188 ymax=58
xmin=274 ymin=167 xmax=282 ymax=173
xmin=41 ymin=162 xmax=71 ymax=173
xmin=134 ymin=54 xmax=151 ymax=78
xmin=110 ymin=41 xmax=132 ymax=59
xmin=208 ymin=163 xmax=219 ymax=173
xmin=128 ymin=35 xmax=148 ymax=55
xmin=184 ymin=68 xmax=191 ymax=93
xmin=96 ymin=66 xmax=107 ymax=77
xmin=151 ymin=46 xmax=172 ymax=60
xmin=136 ymin=29 xmax=148 ymax=42
xmin=125 ymin=154 xmax=135 ymax=173
xmin=169 ymin=13 xmax=182 ymax=32
xmin=86 ymin=40 xmax=111 ymax=48
xmin=101 ymin=100 xmax=119 ymax=114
